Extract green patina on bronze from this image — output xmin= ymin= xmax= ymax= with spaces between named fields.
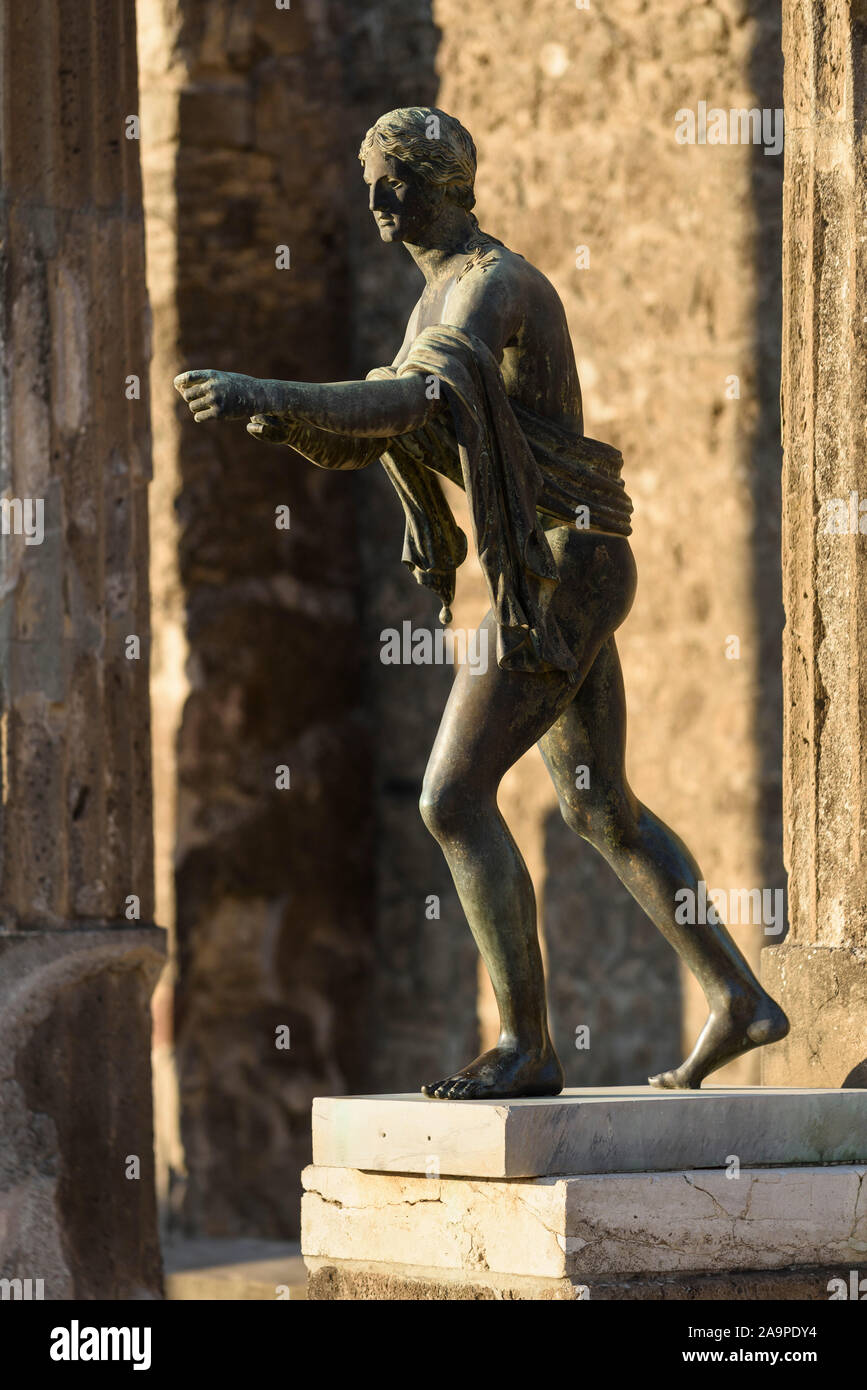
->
xmin=174 ymin=107 xmax=788 ymax=1100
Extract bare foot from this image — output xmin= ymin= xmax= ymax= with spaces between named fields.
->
xmin=422 ymin=1041 xmax=564 ymax=1100
xmin=649 ymin=990 xmax=789 ymax=1090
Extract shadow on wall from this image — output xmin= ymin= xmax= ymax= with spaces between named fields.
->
xmin=343 ymin=6 xmax=482 ymax=1098
xmin=146 ymin=0 xmax=478 ymax=1243
xmin=746 ymin=3 xmax=785 ymax=925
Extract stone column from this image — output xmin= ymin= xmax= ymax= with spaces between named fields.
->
xmin=763 ymin=0 xmax=867 ymax=1087
xmin=0 ymin=0 xmax=164 ymax=1296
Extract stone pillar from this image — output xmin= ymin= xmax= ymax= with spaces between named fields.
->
xmin=763 ymin=0 xmax=867 ymax=1087
xmin=0 ymin=0 xmax=164 ymax=1296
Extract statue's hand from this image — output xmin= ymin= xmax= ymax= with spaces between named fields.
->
xmin=173 ymin=369 xmax=263 ymax=422
xmin=247 ymin=413 xmax=292 ymax=444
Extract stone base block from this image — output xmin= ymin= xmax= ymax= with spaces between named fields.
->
xmin=313 ymin=1085 xmax=867 ymax=1177
xmin=762 ymin=944 xmax=867 ymax=1087
xmin=302 ymin=1162 xmax=867 ymax=1284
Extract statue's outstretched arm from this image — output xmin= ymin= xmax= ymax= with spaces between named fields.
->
xmin=173 ymin=256 xmax=522 ymax=439
xmin=174 ymin=368 xmax=438 ymax=438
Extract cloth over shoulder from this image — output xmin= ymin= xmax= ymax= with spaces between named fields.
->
xmin=367 ymin=323 xmax=633 ymax=677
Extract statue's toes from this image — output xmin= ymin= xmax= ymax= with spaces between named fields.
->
xmin=649 ymin=1069 xmax=682 ymax=1090
xmin=447 ymin=1078 xmax=477 ymax=1100
xmin=421 ymin=1076 xmax=452 ymax=1099
xmin=443 ymin=1076 xmax=471 ymax=1098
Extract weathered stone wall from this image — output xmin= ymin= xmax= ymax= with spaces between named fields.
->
xmin=763 ymin=0 xmax=867 ymax=1088
xmin=0 ymin=0 xmax=163 ymax=1296
xmin=140 ymin=0 xmax=786 ymax=1239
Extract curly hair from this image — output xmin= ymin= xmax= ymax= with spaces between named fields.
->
xmin=358 ymin=107 xmax=478 ymax=211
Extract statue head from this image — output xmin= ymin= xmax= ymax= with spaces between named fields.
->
xmin=359 ymin=107 xmax=477 ymax=245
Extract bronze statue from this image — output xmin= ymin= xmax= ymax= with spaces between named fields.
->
xmin=175 ymin=107 xmax=789 ymax=1100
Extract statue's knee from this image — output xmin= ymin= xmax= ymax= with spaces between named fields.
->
xmin=559 ymin=797 xmax=593 ymax=841
xmin=560 ymin=787 xmax=631 ymax=847
xmin=419 ymin=781 xmax=470 ymax=842
xmin=418 ymin=785 xmax=438 ymax=836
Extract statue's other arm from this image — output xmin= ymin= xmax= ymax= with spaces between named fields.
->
xmin=246 ymin=413 xmax=389 ymax=471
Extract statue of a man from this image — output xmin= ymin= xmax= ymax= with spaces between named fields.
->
xmin=175 ymin=107 xmax=788 ymax=1100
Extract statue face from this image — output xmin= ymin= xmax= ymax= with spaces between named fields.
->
xmin=362 ymin=146 xmax=444 ymax=244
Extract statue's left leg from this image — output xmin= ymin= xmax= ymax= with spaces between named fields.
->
xmin=539 ymin=635 xmax=789 ymax=1088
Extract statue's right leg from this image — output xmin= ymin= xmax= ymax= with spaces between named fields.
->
xmin=417 ymin=605 xmax=579 ymax=1101
xmin=539 ymin=636 xmax=789 ymax=1088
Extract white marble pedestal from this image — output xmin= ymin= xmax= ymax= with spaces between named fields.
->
xmin=302 ymin=1086 xmax=867 ymax=1300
